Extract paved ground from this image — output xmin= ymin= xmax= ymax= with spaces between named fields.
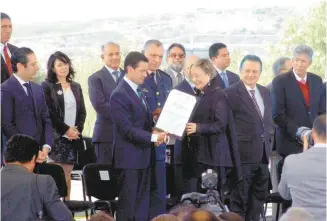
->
xmin=70 ymin=172 xmax=274 ymax=221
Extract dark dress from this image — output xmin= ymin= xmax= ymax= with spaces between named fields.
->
xmin=42 ymin=80 xmax=86 ymax=164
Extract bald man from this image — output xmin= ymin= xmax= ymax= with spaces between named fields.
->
xmin=170 ymin=55 xmax=199 ymax=199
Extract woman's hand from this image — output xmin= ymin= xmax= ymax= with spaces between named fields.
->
xmin=186 ymin=123 xmax=197 ymax=135
xmin=65 ymin=126 xmax=80 ymax=140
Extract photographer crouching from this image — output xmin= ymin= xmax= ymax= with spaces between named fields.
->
xmin=279 ymin=114 xmax=326 ymax=220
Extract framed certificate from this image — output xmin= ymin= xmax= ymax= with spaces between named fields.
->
xmin=155 ymin=89 xmax=197 ymax=138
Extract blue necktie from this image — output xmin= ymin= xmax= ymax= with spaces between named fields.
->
xmin=221 ymin=71 xmax=229 ymax=88
xmin=112 ymin=71 xmax=120 ymax=84
xmin=137 ymin=88 xmax=146 ymax=107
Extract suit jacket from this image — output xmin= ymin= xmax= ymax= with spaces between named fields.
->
xmin=1 ymin=164 xmax=74 ymax=221
xmin=271 ymin=70 xmax=325 ymax=157
xmin=110 ymin=79 xmax=153 ymax=169
xmin=165 ymin=68 xmax=183 ymax=88
xmin=225 ymin=81 xmax=272 ymax=163
xmin=1 ymin=76 xmax=53 ymax=147
xmin=88 ymin=67 xmax=125 ymax=143
xmin=215 ymin=70 xmax=240 ymax=89
xmin=279 ymin=145 xmax=326 ymax=221
xmin=187 ymin=75 xmax=241 ymax=168
xmin=1 ymin=43 xmax=18 ymax=83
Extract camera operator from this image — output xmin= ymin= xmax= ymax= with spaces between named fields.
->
xmin=279 ymin=114 xmax=326 ymax=221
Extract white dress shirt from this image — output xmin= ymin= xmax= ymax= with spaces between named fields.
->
xmin=293 ymin=69 xmax=307 ymax=83
xmin=0 ymin=42 xmax=12 ymax=60
xmin=244 ymin=84 xmax=265 ymax=117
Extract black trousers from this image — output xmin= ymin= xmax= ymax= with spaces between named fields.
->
xmin=230 ymin=163 xmax=270 ymax=221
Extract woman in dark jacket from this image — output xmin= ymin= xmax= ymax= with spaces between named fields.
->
xmin=184 ymin=59 xmax=241 ymax=199
xmin=42 ymin=51 xmax=86 ymax=200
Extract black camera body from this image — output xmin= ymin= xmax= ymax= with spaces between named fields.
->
xmin=181 ymin=169 xmax=226 ymax=216
xmin=296 ymin=126 xmax=314 ymax=147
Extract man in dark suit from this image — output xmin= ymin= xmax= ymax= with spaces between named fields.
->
xmin=271 ymin=45 xmax=325 ymax=158
xmin=1 ymin=12 xmax=18 ymax=83
xmin=1 ymin=47 xmax=52 ymax=163
xmin=225 ymin=55 xmax=271 ymax=221
xmin=141 ymin=39 xmax=173 ymax=219
xmin=88 ymin=42 xmax=124 ymax=165
xmin=1 ymin=134 xmax=74 ymax=221
xmin=266 ymin=56 xmax=292 ymax=90
xmin=110 ymin=51 xmax=167 ymax=221
xmin=209 ymin=42 xmax=240 ymax=89
xmin=165 ymin=43 xmax=186 ymax=87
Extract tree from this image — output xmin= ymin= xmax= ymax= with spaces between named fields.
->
xmin=267 ymin=1 xmax=326 ymax=79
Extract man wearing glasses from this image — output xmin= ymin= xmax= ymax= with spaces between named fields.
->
xmin=165 ymin=43 xmax=186 ymax=88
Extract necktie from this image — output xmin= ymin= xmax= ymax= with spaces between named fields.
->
xmin=23 ymin=82 xmax=32 ymax=96
xmin=221 ymin=71 xmax=229 ymax=88
xmin=300 ymin=79 xmax=306 ymax=84
xmin=112 ymin=71 xmax=120 ymax=84
xmin=177 ymin=72 xmax=184 ymax=85
xmin=151 ymin=72 xmax=157 ymax=85
xmin=3 ymin=45 xmax=12 ymax=76
xmin=249 ymin=90 xmax=262 ymax=119
xmin=136 ymin=88 xmax=146 ymax=107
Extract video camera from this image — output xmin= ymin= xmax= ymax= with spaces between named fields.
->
xmin=180 ymin=169 xmax=227 ymax=216
xmin=296 ymin=127 xmax=314 ymax=147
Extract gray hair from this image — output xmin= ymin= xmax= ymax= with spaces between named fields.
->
xmin=142 ymin=39 xmax=163 ymax=53
xmin=272 ymin=57 xmax=291 ymax=77
xmin=279 ymin=208 xmax=314 ymax=221
xmin=293 ymin=45 xmax=314 ymax=61
xmin=101 ymin=42 xmax=120 ymax=53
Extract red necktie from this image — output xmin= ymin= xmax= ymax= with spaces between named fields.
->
xmin=3 ymin=45 xmax=13 ymax=76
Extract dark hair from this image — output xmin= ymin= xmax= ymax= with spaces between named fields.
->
xmin=46 ymin=51 xmax=75 ymax=83
xmin=167 ymin=43 xmax=186 ymax=55
xmin=88 ymin=212 xmax=114 ymax=221
xmin=124 ymin=51 xmax=149 ymax=71
xmin=239 ymin=54 xmax=262 ymax=72
xmin=4 ymin=134 xmax=40 ymax=163
xmin=11 ymin=47 xmax=34 ymax=73
xmin=1 ymin=12 xmax=11 ymax=20
xmin=313 ymin=114 xmax=326 ymax=138
xmin=272 ymin=57 xmax=291 ymax=77
xmin=209 ymin=43 xmax=227 ymax=59
xmin=183 ymin=209 xmax=220 ymax=221
xmin=218 ymin=212 xmax=244 ymax=221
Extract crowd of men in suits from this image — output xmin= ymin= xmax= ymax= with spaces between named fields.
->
xmin=1 ymin=11 xmax=327 ymax=221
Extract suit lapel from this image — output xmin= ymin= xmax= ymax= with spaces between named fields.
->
xmin=307 ymin=73 xmax=315 ymax=110
xmin=101 ymin=66 xmax=117 ymax=88
xmin=145 ymin=73 xmax=157 ymax=90
xmin=29 ymin=83 xmax=38 ymax=118
xmin=214 ymin=71 xmax=225 ymax=88
xmin=54 ymin=83 xmax=65 ymax=114
xmin=258 ymin=85 xmax=268 ymax=120
xmin=70 ymin=82 xmax=80 ymax=115
xmin=289 ymin=72 xmax=307 ymax=108
xmin=237 ymin=82 xmax=262 ymax=121
xmin=122 ymin=80 xmax=147 ymax=113
xmin=11 ymin=76 xmax=30 ymax=101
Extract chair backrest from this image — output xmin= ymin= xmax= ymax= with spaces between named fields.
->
xmin=82 ymin=163 xmax=118 ymax=200
xmin=36 ymin=163 xmax=67 ymax=198
xmin=73 ymin=136 xmax=97 ymax=170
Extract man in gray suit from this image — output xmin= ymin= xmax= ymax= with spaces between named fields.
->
xmin=165 ymin=43 xmax=186 ymax=87
xmin=279 ymin=114 xmax=326 ymax=221
xmin=1 ymin=134 xmax=74 ymax=221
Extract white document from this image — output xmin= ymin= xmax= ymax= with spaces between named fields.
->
xmin=155 ymin=89 xmax=197 ymax=138
xmin=99 ymin=170 xmax=110 ymax=180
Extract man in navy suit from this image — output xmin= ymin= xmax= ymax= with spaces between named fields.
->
xmin=271 ymin=45 xmax=325 ymax=158
xmin=1 ymin=47 xmax=52 ymax=163
xmin=88 ymin=42 xmax=124 ymax=165
xmin=209 ymin=42 xmax=240 ymax=89
xmin=225 ymin=55 xmax=271 ymax=221
xmin=140 ymin=39 xmax=173 ymax=219
xmin=110 ymin=51 xmax=167 ymax=221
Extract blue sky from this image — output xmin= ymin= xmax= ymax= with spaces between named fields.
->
xmin=3 ymin=0 xmax=322 ymax=24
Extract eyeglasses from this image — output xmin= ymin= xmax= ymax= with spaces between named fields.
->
xmin=169 ymin=53 xmax=185 ymax=59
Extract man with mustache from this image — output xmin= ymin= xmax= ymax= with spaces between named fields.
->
xmin=165 ymin=43 xmax=186 ymax=88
